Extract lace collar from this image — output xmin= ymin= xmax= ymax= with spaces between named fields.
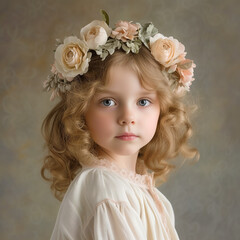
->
xmin=82 ymin=157 xmax=155 ymax=189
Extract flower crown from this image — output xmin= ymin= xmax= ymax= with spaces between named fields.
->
xmin=43 ymin=10 xmax=196 ymax=101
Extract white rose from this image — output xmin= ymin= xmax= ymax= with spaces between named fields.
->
xmin=54 ymin=36 xmax=91 ymax=80
xmin=80 ymin=20 xmax=112 ymax=49
xmin=150 ymin=33 xmax=186 ymax=68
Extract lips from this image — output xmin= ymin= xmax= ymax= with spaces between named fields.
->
xmin=116 ymin=133 xmax=138 ymax=141
xmin=116 ymin=132 xmax=137 ymax=137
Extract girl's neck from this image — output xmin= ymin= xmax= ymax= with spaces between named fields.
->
xmin=97 ymin=150 xmax=138 ymax=173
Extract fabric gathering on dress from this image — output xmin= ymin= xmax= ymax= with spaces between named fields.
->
xmin=50 ymin=158 xmax=180 ymax=240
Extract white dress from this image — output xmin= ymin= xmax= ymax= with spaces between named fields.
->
xmin=50 ymin=158 xmax=180 ymax=240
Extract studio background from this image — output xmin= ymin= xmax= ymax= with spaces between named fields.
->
xmin=0 ymin=0 xmax=239 ymax=239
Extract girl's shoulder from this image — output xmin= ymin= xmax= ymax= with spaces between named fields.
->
xmin=55 ymin=167 xmax=124 ymax=225
xmin=64 ymin=166 xmax=132 ymax=206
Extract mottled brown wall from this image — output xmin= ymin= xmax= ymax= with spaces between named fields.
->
xmin=0 ymin=0 xmax=239 ymax=239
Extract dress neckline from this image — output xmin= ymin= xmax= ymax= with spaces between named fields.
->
xmin=82 ymin=157 xmax=155 ymax=188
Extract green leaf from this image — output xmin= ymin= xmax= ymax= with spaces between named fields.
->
xmin=121 ymin=43 xmax=130 ymax=53
xmin=102 ymin=51 xmax=108 ymax=60
xmin=109 ymin=47 xmax=115 ymax=55
xmin=139 ymin=22 xmax=158 ymax=48
xmin=146 ymin=23 xmax=158 ymax=36
xmin=100 ymin=9 xmax=109 ymax=25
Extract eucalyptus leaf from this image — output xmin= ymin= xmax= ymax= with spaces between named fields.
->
xmin=146 ymin=23 xmax=158 ymax=37
xmin=121 ymin=43 xmax=129 ymax=53
xmin=109 ymin=48 xmax=115 ymax=55
xmin=139 ymin=22 xmax=158 ymax=48
xmin=102 ymin=51 xmax=108 ymax=60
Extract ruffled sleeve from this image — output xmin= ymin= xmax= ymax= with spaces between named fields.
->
xmin=83 ymin=199 xmax=146 ymax=240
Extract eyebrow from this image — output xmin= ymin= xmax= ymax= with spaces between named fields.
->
xmin=96 ymin=89 xmax=156 ymax=95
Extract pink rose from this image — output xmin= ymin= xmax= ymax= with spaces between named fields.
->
xmin=177 ymin=59 xmax=196 ymax=86
xmin=150 ymin=33 xmax=186 ymax=68
xmin=111 ymin=21 xmax=140 ymax=42
xmin=51 ymin=64 xmax=58 ymax=74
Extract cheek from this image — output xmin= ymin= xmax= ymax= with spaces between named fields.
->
xmin=86 ymin=110 xmax=115 ymax=137
xmin=146 ymin=116 xmax=159 ymax=132
xmin=141 ymin=109 xmax=160 ymax=137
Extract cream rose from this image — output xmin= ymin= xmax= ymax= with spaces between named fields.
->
xmin=111 ymin=21 xmax=140 ymax=42
xmin=150 ymin=33 xmax=186 ymax=68
xmin=80 ymin=20 xmax=112 ymax=49
xmin=54 ymin=36 xmax=91 ymax=80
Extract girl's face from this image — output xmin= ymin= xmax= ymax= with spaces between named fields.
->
xmin=85 ymin=65 xmax=160 ymax=159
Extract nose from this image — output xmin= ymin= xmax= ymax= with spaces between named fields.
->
xmin=117 ymin=105 xmax=135 ymax=125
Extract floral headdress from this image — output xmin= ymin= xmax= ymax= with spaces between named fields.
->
xmin=43 ymin=10 xmax=196 ymax=101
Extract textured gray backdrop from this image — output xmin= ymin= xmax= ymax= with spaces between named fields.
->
xmin=0 ymin=0 xmax=239 ymax=239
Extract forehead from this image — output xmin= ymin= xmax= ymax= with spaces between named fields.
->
xmin=103 ymin=64 xmax=155 ymax=92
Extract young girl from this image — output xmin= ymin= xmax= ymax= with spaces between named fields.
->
xmin=42 ymin=11 xmax=199 ymax=240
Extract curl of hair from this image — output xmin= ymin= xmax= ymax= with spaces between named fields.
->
xmin=41 ymin=46 xmax=199 ymax=200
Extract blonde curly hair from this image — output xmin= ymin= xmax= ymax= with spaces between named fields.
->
xmin=41 ymin=46 xmax=199 ymax=201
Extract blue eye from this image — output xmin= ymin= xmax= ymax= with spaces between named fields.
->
xmin=138 ymin=99 xmax=151 ymax=106
xmin=101 ymin=99 xmax=116 ymax=107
